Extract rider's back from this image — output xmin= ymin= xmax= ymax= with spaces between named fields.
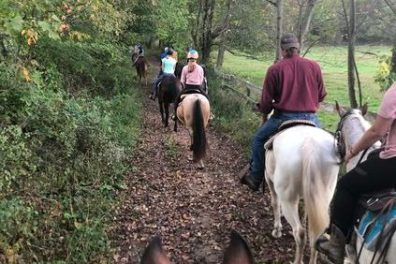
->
xmin=162 ymin=57 xmax=176 ymax=74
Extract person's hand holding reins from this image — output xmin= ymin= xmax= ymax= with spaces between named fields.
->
xmin=345 ymin=145 xmax=357 ymax=162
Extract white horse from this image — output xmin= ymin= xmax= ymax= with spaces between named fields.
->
xmin=265 ymin=124 xmax=340 ymax=264
xmin=335 ymin=103 xmax=396 ymax=264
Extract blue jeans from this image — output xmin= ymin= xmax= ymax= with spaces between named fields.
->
xmin=250 ymin=111 xmax=320 ymax=184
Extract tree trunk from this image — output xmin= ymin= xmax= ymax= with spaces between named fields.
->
xmin=199 ymin=0 xmax=215 ymax=65
xmin=297 ymin=0 xmax=317 ymax=52
xmin=215 ymin=0 xmax=232 ymax=69
xmin=216 ymin=44 xmax=225 ymax=68
xmin=275 ymin=0 xmax=283 ymax=62
xmin=347 ymin=0 xmax=358 ymax=108
xmin=391 ymin=46 xmax=396 ymax=73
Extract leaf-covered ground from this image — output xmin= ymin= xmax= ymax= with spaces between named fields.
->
xmin=108 ymin=59 xmax=310 ymax=264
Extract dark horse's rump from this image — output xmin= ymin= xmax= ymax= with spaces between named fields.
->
xmin=133 ymin=56 xmax=148 ymax=86
xmin=158 ymin=75 xmax=182 ymax=131
xmin=135 ymin=57 xmax=147 ymax=76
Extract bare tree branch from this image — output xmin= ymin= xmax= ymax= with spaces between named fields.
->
xmin=265 ymin=0 xmax=277 ymax=6
xmin=384 ymin=0 xmax=396 ymax=15
xmin=302 ymin=39 xmax=320 ymax=57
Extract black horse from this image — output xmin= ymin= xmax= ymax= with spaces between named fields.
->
xmin=158 ymin=74 xmax=182 ymax=131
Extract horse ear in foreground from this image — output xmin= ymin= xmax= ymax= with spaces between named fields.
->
xmin=223 ymin=231 xmax=254 ymax=264
xmin=140 ymin=231 xmax=254 ymax=264
xmin=176 ymin=93 xmax=210 ymax=169
xmin=140 ymin=236 xmax=171 ymax=264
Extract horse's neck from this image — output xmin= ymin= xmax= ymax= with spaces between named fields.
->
xmin=344 ymin=115 xmax=380 ymax=171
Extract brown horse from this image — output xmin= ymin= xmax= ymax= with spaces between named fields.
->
xmin=133 ymin=55 xmax=148 ymax=87
xmin=176 ymin=93 xmax=210 ymax=169
xmin=158 ymin=75 xmax=182 ymax=131
xmin=140 ymin=231 xmax=254 ymax=264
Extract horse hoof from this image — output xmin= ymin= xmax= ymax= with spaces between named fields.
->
xmin=197 ymin=165 xmax=205 ymax=170
xmin=272 ymin=229 xmax=282 ymax=238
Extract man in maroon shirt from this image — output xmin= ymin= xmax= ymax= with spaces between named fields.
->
xmin=241 ymin=33 xmax=327 ymax=192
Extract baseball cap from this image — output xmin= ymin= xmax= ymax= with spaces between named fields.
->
xmin=280 ymin=33 xmax=300 ymax=49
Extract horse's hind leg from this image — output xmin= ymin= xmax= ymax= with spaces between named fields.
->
xmin=164 ymin=102 xmax=169 ymax=127
xmin=280 ymin=199 xmax=305 ymax=264
xmin=173 ymin=111 xmax=178 ymax=132
xmin=266 ymin=177 xmax=282 ymax=238
xmin=266 ymin=153 xmax=283 ymax=238
xmin=159 ymin=101 xmax=165 ymax=124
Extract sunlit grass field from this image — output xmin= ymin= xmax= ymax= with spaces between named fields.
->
xmin=221 ymin=45 xmax=392 ymax=112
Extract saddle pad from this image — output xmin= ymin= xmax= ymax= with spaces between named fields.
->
xmin=278 ymin=120 xmax=316 ymax=131
xmin=264 ymin=120 xmax=316 ymax=151
xmin=357 ymin=204 xmax=396 ymax=251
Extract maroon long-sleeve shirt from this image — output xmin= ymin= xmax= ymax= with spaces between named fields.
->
xmin=259 ymin=54 xmax=326 ymax=114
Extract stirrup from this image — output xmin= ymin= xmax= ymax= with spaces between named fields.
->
xmin=171 ymin=114 xmax=176 ymax=121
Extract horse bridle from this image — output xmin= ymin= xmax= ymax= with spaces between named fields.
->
xmin=335 ymin=109 xmax=368 ymax=164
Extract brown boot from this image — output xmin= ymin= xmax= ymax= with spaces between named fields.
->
xmin=315 ymin=224 xmax=346 ymax=264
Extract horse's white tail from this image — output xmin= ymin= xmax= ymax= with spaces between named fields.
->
xmin=302 ymin=139 xmax=330 ymax=238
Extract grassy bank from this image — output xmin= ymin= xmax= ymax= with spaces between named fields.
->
xmin=222 ymin=45 xmax=392 ymax=111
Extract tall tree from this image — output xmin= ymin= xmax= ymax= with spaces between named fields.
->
xmin=215 ymin=0 xmax=233 ymax=68
xmin=342 ymin=0 xmax=359 ymax=107
xmin=275 ymin=0 xmax=283 ymax=61
xmin=296 ymin=0 xmax=317 ymax=52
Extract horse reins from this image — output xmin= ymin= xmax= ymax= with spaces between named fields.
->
xmin=335 ymin=110 xmax=369 ymax=165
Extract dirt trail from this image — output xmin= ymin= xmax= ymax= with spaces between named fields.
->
xmin=108 ymin=57 xmax=297 ymax=263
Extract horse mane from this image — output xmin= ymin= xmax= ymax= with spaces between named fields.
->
xmin=342 ymin=110 xmax=381 ymax=170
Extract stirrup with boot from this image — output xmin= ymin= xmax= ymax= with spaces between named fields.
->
xmin=315 ymin=224 xmax=346 ymax=264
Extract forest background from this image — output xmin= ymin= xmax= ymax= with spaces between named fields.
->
xmin=0 ymin=0 xmax=395 ymax=262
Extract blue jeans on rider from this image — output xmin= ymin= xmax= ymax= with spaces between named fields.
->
xmin=249 ymin=110 xmax=320 ymax=185
xmin=152 ymin=73 xmax=173 ymax=97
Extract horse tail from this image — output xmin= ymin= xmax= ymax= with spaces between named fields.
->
xmin=143 ymin=58 xmax=148 ymax=73
xmin=302 ymin=138 xmax=330 ymax=239
xmin=192 ymin=99 xmax=207 ymax=162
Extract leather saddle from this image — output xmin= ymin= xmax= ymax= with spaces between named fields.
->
xmin=264 ymin=120 xmax=316 ymax=151
xmin=357 ymin=189 xmax=396 ymax=213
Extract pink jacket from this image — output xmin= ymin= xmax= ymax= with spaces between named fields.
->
xmin=181 ymin=64 xmax=204 ymax=86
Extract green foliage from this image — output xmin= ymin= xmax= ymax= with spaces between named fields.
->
xmin=155 ymin=0 xmax=190 ymax=50
xmin=1 ymin=22 xmax=142 ymax=264
xmin=209 ymin=69 xmax=260 ymax=154
xmin=0 ymin=126 xmax=34 ymax=192
xmin=224 ymin=0 xmax=273 ymax=53
xmin=375 ymin=53 xmax=396 ymax=91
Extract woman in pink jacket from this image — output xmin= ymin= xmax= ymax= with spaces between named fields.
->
xmin=180 ymin=49 xmax=205 ymax=90
xmin=172 ymin=49 xmax=208 ymax=120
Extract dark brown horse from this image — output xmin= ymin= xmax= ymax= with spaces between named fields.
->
xmin=158 ymin=75 xmax=182 ymax=131
xmin=132 ymin=55 xmax=148 ymax=87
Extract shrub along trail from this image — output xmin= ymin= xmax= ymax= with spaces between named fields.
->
xmin=108 ymin=58 xmax=298 ymax=263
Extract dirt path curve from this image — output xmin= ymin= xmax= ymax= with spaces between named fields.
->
xmin=108 ymin=57 xmax=296 ymax=263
